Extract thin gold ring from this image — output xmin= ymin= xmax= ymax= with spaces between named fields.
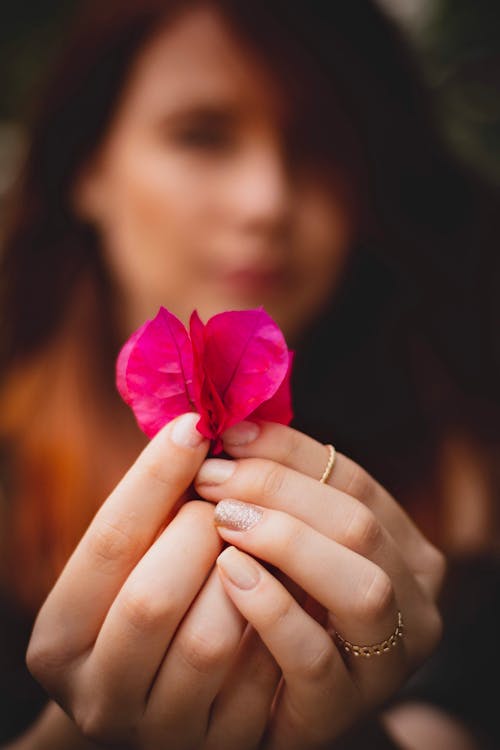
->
xmin=333 ymin=611 xmax=405 ymax=658
xmin=319 ymin=444 xmax=336 ymax=484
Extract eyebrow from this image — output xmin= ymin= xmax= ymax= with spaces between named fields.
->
xmin=160 ymin=101 xmax=243 ymax=126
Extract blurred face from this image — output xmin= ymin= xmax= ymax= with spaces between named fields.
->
xmin=75 ymin=4 xmax=356 ymax=343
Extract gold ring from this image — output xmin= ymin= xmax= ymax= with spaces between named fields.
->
xmin=319 ymin=444 xmax=336 ymax=484
xmin=333 ymin=611 xmax=404 ymax=658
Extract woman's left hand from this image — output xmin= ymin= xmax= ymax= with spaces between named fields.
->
xmin=194 ymin=421 xmax=445 ymax=750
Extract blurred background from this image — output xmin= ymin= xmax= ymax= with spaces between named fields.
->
xmin=0 ymin=0 xmax=499 ymax=237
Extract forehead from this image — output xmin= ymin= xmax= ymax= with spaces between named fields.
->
xmin=118 ymin=5 xmax=289 ymax=124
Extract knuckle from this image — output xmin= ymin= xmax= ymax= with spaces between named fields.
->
xmin=178 ymin=627 xmax=232 ymax=675
xmin=143 ymin=453 xmax=171 ymax=487
xmin=121 ymin=584 xmax=176 ymax=634
xmin=301 ymin=642 xmax=336 ymax=682
xmin=87 ymin=517 xmax=140 ymax=571
xmin=262 ymin=462 xmax=286 ymax=498
xmin=26 ymin=622 xmax=77 ymax=685
xmin=423 ymin=543 xmax=447 ymax=592
xmin=76 ymin=704 xmax=120 ymax=745
xmin=282 ymin=430 xmax=302 ymax=465
xmin=76 ymin=705 xmax=106 ymax=744
xmin=26 ymin=637 xmax=62 ymax=685
xmin=343 ymin=461 xmax=373 ymax=502
xmin=274 ymin=519 xmax=305 ymax=559
xmin=262 ymin=593 xmax=295 ymax=631
xmin=342 ymin=505 xmax=383 ymax=556
xmin=355 ymin=566 xmax=395 ymax=623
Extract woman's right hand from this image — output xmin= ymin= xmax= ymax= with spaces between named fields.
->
xmin=26 ymin=412 xmax=280 ymax=749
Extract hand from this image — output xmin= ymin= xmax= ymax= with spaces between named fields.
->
xmin=195 ymin=420 xmax=446 ymax=750
xmin=26 ymin=413 xmax=280 ymax=749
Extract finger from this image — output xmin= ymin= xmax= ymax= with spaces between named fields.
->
xmin=30 ymin=413 xmax=209 ymax=661
xmin=79 ymin=501 xmax=224 ymax=731
xmin=207 ymin=626 xmax=282 ymax=750
xmin=196 ymin=456 xmax=433 ymax=631
xmin=197 ymin=433 xmax=445 ymax=600
xmin=215 ymin=503 xmax=428 ymax=700
xmin=220 ymin=421 xmax=445 ymax=596
xmin=216 ymin=547 xmax=357 ymax=747
xmin=198 ymin=455 xmax=398 ymax=560
xmin=145 ymin=567 xmax=247 ymax=743
xmin=213 ymin=501 xmax=409 ymax=659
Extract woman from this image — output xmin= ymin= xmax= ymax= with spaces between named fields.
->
xmin=1 ymin=0 xmax=499 ymax=747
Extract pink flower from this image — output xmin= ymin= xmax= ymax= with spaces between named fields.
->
xmin=116 ymin=307 xmax=293 ymax=453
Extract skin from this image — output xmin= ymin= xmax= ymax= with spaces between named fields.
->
xmin=26 ymin=5 xmax=448 ymax=749
xmin=74 ymin=5 xmax=354 ymax=343
xmin=27 ymin=413 xmax=444 ymax=749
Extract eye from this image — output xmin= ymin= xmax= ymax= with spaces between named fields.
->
xmin=172 ymin=125 xmax=235 ymax=151
xmin=173 ymin=121 xmax=236 ymax=151
xmin=162 ymin=105 xmax=240 ymax=154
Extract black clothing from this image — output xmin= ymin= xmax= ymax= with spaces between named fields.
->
xmin=0 ymin=593 xmax=46 ymax=744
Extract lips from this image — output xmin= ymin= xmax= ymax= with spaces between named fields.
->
xmin=217 ymin=266 xmax=285 ymax=292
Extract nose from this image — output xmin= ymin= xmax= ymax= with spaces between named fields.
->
xmin=227 ymin=138 xmax=292 ymax=239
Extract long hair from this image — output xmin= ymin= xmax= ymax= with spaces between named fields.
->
xmin=1 ymin=0 xmax=499 ymax=610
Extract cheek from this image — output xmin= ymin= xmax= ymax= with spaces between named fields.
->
xmin=96 ymin=139 xmax=220 ymax=316
xmin=101 ymin=144 xmax=194 ymax=260
xmin=94 ymin=137 xmax=239 ymax=330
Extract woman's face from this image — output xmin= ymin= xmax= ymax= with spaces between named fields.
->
xmin=75 ymin=5 xmax=356 ymax=342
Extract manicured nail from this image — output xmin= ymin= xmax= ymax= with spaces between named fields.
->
xmin=197 ymin=459 xmax=236 ymax=485
xmin=170 ymin=413 xmax=205 ymax=448
xmin=214 ymin=499 xmax=263 ymax=531
xmin=217 ymin=546 xmax=260 ymax=589
xmin=223 ymin=421 xmax=260 ymax=446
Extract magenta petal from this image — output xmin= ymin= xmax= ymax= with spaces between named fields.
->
xmin=116 ymin=320 xmax=150 ymax=406
xmin=189 ymin=310 xmax=228 ymax=443
xmin=203 ymin=307 xmax=289 ymax=429
xmin=250 ymin=350 xmax=294 ymax=424
xmin=117 ymin=305 xmax=294 ymax=448
xmin=195 ymin=373 xmax=227 ymax=447
xmin=188 ymin=310 xmax=206 ymax=412
xmin=116 ymin=307 xmax=195 ymax=437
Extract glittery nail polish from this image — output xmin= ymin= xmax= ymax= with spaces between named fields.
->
xmin=214 ymin=500 xmax=263 ymax=531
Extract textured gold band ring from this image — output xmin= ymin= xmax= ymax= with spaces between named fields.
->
xmin=319 ymin=444 xmax=336 ymax=484
xmin=334 ymin=611 xmax=405 ymax=658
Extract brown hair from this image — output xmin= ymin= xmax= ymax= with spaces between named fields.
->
xmin=1 ymin=0 xmax=499 ymax=610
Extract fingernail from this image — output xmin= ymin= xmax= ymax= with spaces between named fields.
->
xmin=217 ymin=546 xmax=260 ymax=589
xmin=170 ymin=413 xmax=205 ymax=448
xmin=214 ymin=499 xmax=263 ymax=531
xmin=197 ymin=459 xmax=236 ymax=485
xmin=223 ymin=421 xmax=260 ymax=446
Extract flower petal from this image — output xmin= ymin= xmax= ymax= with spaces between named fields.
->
xmin=116 ymin=307 xmax=195 ymax=437
xmin=116 ymin=320 xmax=150 ymax=406
xmin=203 ymin=307 xmax=290 ymax=429
xmin=190 ymin=310 xmax=228 ymax=446
xmin=250 ymin=350 xmax=294 ymax=424
xmin=188 ymin=310 xmax=206 ymax=414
